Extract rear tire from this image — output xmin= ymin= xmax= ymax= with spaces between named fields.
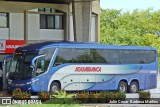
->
xmin=129 ymin=81 xmax=139 ymax=93
xmin=50 ymin=82 xmax=60 ymax=94
xmin=118 ymin=81 xmax=127 ymax=93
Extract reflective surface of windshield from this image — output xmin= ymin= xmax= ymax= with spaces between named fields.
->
xmin=9 ymin=51 xmax=38 ymax=80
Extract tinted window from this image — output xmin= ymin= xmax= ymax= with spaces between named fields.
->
xmin=104 ymin=50 xmax=119 ymax=64
xmin=90 ymin=49 xmax=107 ymax=63
xmin=103 ymin=50 xmax=156 ymax=64
xmin=72 ymin=49 xmax=107 ymax=63
xmin=132 ymin=51 xmax=139 ymax=63
xmin=119 ymin=50 xmax=134 ymax=64
xmin=39 ymin=48 xmax=55 ymax=70
xmin=0 ymin=13 xmax=9 ymax=28
xmin=146 ymin=51 xmax=156 ymax=63
xmin=55 ymin=15 xmax=63 ymax=29
xmin=54 ymin=48 xmax=107 ymax=65
xmin=72 ymin=48 xmax=91 ymax=63
xmin=40 ymin=14 xmax=63 ymax=29
xmin=54 ymin=48 xmax=72 ymax=66
xmin=47 ymin=15 xmax=54 ymax=29
xmin=54 ymin=48 xmax=156 ymax=66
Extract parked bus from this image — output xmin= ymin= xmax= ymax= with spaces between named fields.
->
xmin=5 ymin=42 xmax=158 ymax=93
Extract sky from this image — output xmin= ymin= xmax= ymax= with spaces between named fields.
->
xmin=100 ymin=0 xmax=160 ymax=12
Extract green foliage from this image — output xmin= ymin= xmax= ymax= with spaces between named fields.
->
xmin=76 ymin=91 xmax=126 ymax=103
xmin=38 ymin=91 xmax=50 ymax=102
xmin=43 ymin=90 xmax=78 ymax=104
xmin=100 ymin=8 xmax=160 ymax=68
xmin=138 ymin=91 xmax=150 ymax=101
xmin=75 ymin=91 xmax=89 ymax=103
xmin=51 ymin=90 xmax=75 ymax=99
xmin=12 ymin=88 xmax=31 ymax=100
xmin=100 ymin=91 xmax=126 ymax=103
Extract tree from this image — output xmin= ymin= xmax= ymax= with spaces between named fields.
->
xmin=100 ymin=8 xmax=160 ymax=68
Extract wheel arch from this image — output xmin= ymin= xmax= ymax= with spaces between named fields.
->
xmin=129 ymin=79 xmax=139 ymax=87
xmin=119 ymin=79 xmax=128 ymax=85
xmin=117 ymin=79 xmax=128 ymax=89
xmin=129 ymin=79 xmax=139 ymax=93
xmin=48 ymin=80 xmax=61 ymax=91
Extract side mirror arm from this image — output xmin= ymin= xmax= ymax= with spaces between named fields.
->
xmin=3 ymin=55 xmax=12 ymax=66
xmin=31 ymin=54 xmax=46 ymax=67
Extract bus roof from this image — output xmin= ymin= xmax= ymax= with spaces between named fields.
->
xmin=16 ymin=41 xmax=157 ymax=52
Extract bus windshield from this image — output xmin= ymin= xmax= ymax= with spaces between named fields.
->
xmin=8 ymin=51 xmax=38 ymax=80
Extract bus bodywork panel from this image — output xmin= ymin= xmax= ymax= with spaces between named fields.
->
xmin=47 ymin=63 xmax=157 ymax=91
xmin=6 ymin=42 xmax=158 ymax=92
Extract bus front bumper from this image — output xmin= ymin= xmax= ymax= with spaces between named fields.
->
xmin=7 ymin=79 xmax=39 ymax=93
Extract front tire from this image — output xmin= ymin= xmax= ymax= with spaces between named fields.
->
xmin=50 ymin=82 xmax=60 ymax=94
xmin=129 ymin=81 xmax=139 ymax=93
xmin=118 ymin=81 xmax=127 ymax=93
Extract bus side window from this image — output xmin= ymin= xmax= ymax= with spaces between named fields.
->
xmin=36 ymin=58 xmax=45 ymax=75
xmin=54 ymin=48 xmax=72 ymax=66
xmin=54 ymin=56 xmax=63 ymax=66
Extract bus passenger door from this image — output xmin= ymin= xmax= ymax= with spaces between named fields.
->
xmin=2 ymin=55 xmax=12 ymax=90
xmin=34 ymin=56 xmax=47 ymax=91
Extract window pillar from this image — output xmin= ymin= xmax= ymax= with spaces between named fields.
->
xmin=64 ymin=12 xmax=69 ymax=41
xmin=24 ymin=10 xmax=28 ymax=43
xmin=72 ymin=1 xmax=92 ymax=42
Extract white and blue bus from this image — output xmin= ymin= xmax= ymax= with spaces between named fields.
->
xmin=6 ymin=41 xmax=158 ymax=93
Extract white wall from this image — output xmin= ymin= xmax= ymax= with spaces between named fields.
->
xmin=10 ymin=13 xmax=24 ymax=40
xmin=28 ymin=14 xmax=40 ymax=40
xmin=28 ymin=13 xmax=64 ymax=41
xmin=0 ymin=12 xmax=96 ymax=42
xmin=40 ymin=29 xmax=64 ymax=40
xmin=0 ymin=13 xmax=24 ymax=40
xmin=0 ymin=28 xmax=9 ymax=39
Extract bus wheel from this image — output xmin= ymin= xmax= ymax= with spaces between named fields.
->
xmin=118 ymin=81 xmax=127 ymax=93
xmin=50 ymin=82 xmax=60 ymax=94
xmin=129 ymin=81 xmax=139 ymax=93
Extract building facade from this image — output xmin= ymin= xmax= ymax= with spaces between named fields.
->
xmin=0 ymin=0 xmax=100 ymax=90
xmin=0 ymin=1 xmax=100 ymax=43
xmin=0 ymin=0 xmax=100 ymax=62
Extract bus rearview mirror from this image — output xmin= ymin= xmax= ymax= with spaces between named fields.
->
xmin=3 ymin=55 xmax=12 ymax=66
xmin=31 ymin=54 xmax=46 ymax=67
